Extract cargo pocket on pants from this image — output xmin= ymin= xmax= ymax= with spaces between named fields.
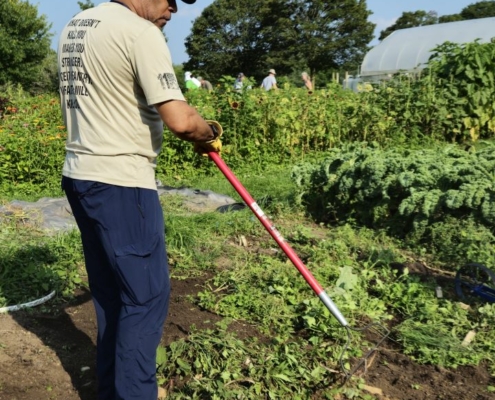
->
xmin=113 ymin=233 xmax=166 ymax=305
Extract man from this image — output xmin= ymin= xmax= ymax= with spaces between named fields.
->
xmin=301 ymin=71 xmax=313 ymax=91
xmin=234 ymin=72 xmax=245 ymax=90
xmin=190 ymin=73 xmax=202 ymax=88
xmin=261 ymin=68 xmax=278 ymax=91
xmin=197 ymin=76 xmax=213 ymax=91
xmin=57 ymin=1 xmax=222 ymax=399
xmin=184 ymin=71 xmax=200 ymax=90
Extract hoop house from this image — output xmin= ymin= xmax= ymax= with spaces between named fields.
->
xmin=360 ymin=17 xmax=495 ymax=81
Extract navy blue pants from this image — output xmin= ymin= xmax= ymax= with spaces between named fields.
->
xmin=62 ymin=177 xmax=170 ymax=400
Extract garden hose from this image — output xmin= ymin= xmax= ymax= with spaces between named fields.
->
xmin=0 ymin=290 xmax=56 ymax=313
xmin=208 ymin=152 xmax=389 ymax=378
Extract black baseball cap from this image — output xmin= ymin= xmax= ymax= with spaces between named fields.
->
xmin=181 ymin=0 xmax=196 ymax=3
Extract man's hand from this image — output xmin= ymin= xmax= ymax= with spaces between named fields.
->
xmin=193 ymin=120 xmax=223 ymax=156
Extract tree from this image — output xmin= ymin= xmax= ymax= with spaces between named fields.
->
xmin=184 ymin=0 xmax=374 ymax=83
xmin=438 ymin=1 xmax=495 ymax=23
xmin=379 ymin=10 xmax=438 ymax=41
xmin=438 ymin=14 xmax=463 ymax=23
xmin=184 ymin=1 xmax=265 ymax=81
xmin=379 ymin=2 xmax=495 ymax=40
xmin=31 ymin=50 xmax=59 ymax=95
xmin=0 ymin=0 xmax=52 ymax=91
xmin=272 ymin=0 xmax=375 ymax=78
xmin=460 ymin=0 xmax=495 ymax=19
xmin=78 ymin=0 xmax=95 ymax=11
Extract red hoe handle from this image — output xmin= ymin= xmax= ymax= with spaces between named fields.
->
xmin=208 ymin=152 xmax=348 ymax=327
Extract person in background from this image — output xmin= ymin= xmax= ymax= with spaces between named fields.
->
xmin=185 ymin=71 xmax=200 ymax=90
xmin=301 ymin=71 xmax=313 ymax=91
xmin=234 ymin=72 xmax=245 ymax=90
xmin=197 ymin=76 xmax=213 ymax=91
xmin=190 ymin=73 xmax=202 ymax=88
xmin=261 ymin=68 xmax=278 ymax=91
xmin=57 ymin=0 xmax=222 ymax=399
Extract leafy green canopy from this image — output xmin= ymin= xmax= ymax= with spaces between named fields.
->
xmin=77 ymin=0 xmax=95 ymax=11
xmin=381 ymin=1 xmax=495 ymax=41
xmin=441 ymin=1 xmax=495 ymax=22
xmin=0 ymin=0 xmax=53 ymax=91
xmin=184 ymin=0 xmax=375 ymax=82
xmin=459 ymin=0 xmax=495 ymax=19
xmin=379 ymin=10 xmax=438 ymax=41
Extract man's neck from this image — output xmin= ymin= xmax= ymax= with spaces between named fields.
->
xmin=110 ymin=0 xmax=135 ymax=12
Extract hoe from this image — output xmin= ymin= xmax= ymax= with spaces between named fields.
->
xmin=209 ymin=152 xmax=390 ymax=378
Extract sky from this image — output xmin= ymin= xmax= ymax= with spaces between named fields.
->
xmin=31 ymin=0 xmax=480 ymax=65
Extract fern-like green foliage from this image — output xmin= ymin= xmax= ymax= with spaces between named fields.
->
xmin=292 ymin=142 xmax=495 ymax=265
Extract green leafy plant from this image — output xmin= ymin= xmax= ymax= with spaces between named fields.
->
xmin=0 ymin=220 xmax=85 ymax=306
xmin=292 ymin=142 xmax=495 ymax=266
xmin=156 ymin=322 xmax=343 ymax=399
xmin=427 ymin=40 xmax=495 ymax=141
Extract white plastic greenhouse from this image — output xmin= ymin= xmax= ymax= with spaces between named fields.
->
xmin=359 ymin=17 xmax=495 ymax=81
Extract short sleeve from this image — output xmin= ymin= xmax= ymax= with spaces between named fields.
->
xmin=132 ymin=26 xmax=185 ymax=105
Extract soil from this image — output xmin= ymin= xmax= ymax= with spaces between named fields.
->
xmin=0 ymin=275 xmax=493 ymax=400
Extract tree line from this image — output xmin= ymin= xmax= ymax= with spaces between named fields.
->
xmin=1 ymin=0 xmax=494 ymax=94
xmin=378 ymin=1 xmax=495 ymax=41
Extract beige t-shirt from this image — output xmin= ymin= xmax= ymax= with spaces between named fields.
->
xmin=58 ymin=3 xmax=185 ymax=190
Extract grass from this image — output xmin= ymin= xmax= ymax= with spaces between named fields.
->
xmin=160 ymin=162 xmax=298 ymax=209
xmin=0 ymin=216 xmax=84 ymax=306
